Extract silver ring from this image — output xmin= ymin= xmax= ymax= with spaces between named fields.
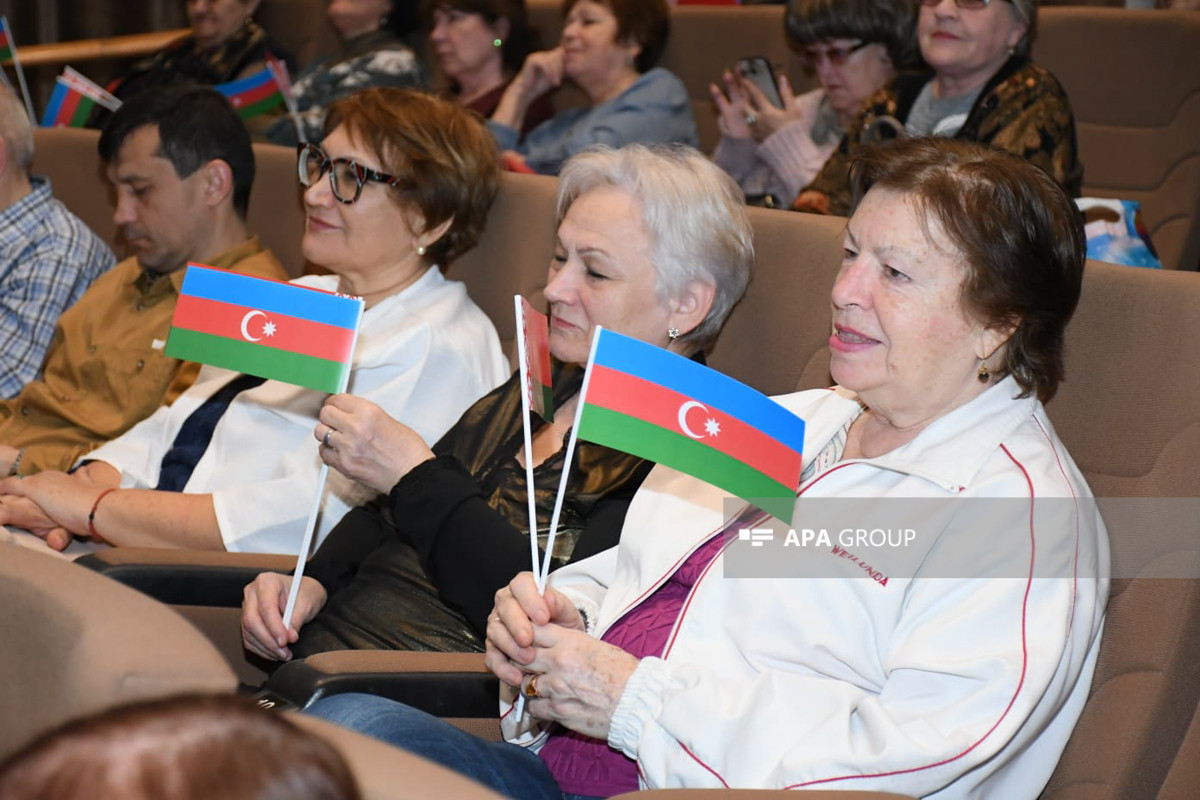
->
xmin=745 ymin=112 xmax=757 ymax=126
xmin=322 ymin=429 xmax=334 ymax=448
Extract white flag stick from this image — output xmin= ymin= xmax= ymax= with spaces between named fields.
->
xmin=282 ymin=296 xmax=365 ymax=629
xmin=537 ymin=325 xmax=602 ymax=591
xmin=5 ymin=22 xmax=35 ymax=124
xmin=513 ymin=296 xmax=542 ymax=591
xmin=267 ymin=59 xmax=307 ymax=144
xmin=282 ymin=461 xmax=330 ymax=627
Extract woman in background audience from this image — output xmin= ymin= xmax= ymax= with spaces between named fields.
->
xmin=424 ymin=0 xmax=554 ymax=132
xmin=486 ymin=0 xmax=697 ymax=175
xmin=710 ymin=0 xmax=918 ymax=208
xmin=796 ymin=0 xmax=1081 ymax=216
xmin=0 ymin=695 xmax=360 ymax=800
xmin=0 ymin=89 xmax=508 ymax=555
xmin=99 ymin=0 xmax=285 ymax=121
xmin=265 ymin=0 xmax=426 ymax=145
xmin=240 ymin=144 xmax=752 ymax=659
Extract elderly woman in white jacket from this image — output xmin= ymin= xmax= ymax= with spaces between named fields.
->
xmin=305 ymin=137 xmax=1109 ymax=799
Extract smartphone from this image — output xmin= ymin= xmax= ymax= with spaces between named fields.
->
xmin=736 ymin=56 xmax=784 ymax=109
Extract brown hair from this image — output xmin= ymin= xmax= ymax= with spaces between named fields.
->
xmin=562 ymin=0 xmax=670 ymax=73
xmin=323 ymin=87 xmax=500 ymax=266
xmin=420 ymin=0 xmax=539 ymax=73
xmin=849 ymin=137 xmax=1085 ymax=402
xmin=0 ymin=695 xmax=360 ymax=800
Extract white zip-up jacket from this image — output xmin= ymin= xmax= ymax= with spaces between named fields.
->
xmin=503 ymin=378 xmax=1109 ymax=798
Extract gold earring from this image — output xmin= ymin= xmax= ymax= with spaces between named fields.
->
xmin=977 ymin=362 xmax=991 ymax=383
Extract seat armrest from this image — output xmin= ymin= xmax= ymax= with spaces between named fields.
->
xmin=77 ymin=548 xmax=295 ymax=606
xmin=260 ymin=650 xmax=498 ymax=717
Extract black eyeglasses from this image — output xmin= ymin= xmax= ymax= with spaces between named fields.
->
xmin=297 ymin=142 xmax=402 ymax=205
xmin=920 ymin=0 xmax=1010 ymax=9
xmin=801 ymin=41 xmax=872 ymax=70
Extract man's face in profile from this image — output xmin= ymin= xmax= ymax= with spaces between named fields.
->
xmin=107 ymin=124 xmax=210 ymax=274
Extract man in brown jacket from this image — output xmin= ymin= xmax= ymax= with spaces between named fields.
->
xmin=0 ymin=84 xmax=286 ymax=477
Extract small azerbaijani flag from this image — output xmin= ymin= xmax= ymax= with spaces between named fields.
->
xmin=517 ymin=297 xmax=554 ymax=421
xmin=165 ymin=265 xmax=364 ymax=393
xmin=215 ymin=66 xmax=285 ymax=120
xmin=576 ymin=329 xmax=805 ymax=522
xmin=0 ymin=17 xmax=13 ymax=63
xmin=41 ymin=70 xmax=120 ymax=128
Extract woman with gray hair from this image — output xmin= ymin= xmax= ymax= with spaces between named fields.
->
xmin=796 ymin=0 xmax=1082 ymax=216
xmin=242 ymin=143 xmax=753 ymax=659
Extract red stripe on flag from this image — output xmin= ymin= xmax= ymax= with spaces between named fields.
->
xmin=54 ymin=89 xmax=83 ymax=127
xmin=229 ymin=79 xmax=279 ymax=108
xmin=172 ymin=295 xmax=355 ymax=363
xmin=586 ymin=365 xmax=802 ymax=489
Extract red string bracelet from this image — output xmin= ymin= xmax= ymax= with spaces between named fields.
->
xmin=87 ymin=488 xmax=117 ymax=544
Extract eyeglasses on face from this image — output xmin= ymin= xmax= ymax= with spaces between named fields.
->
xmin=919 ymin=0 xmax=1010 ymax=9
xmin=297 ymin=142 xmax=402 ymax=205
xmin=801 ymin=40 xmax=872 ymax=70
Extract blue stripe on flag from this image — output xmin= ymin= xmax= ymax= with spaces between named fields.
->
xmin=592 ymin=329 xmax=806 ymax=453
xmin=214 ymin=68 xmax=273 ymax=97
xmin=180 ymin=265 xmax=361 ymax=329
xmin=40 ymin=81 xmax=67 ymax=127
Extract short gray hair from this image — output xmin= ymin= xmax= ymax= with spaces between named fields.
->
xmin=555 ymin=145 xmax=753 ymax=352
xmin=0 ymin=86 xmax=33 ymax=172
xmin=1009 ymin=0 xmax=1037 ymax=58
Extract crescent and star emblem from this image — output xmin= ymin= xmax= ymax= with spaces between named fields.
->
xmin=678 ymin=401 xmax=721 ymax=439
xmin=239 ymin=310 xmax=277 ymax=342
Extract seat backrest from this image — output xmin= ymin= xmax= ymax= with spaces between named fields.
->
xmin=445 ymin=171 xmax=560 ymax=361
xmin=1038 ymin=263 xmax=1200 ymax=798
xmin=290 ymin=713 xmax=507 ymax=800
xmin=31 ymin=127 xmax=311 ymax=277
xmin=707 ymin=207 xmax=844 ymax=394
xmin=0 ymin=546 xmax=237 ymax=759
xmin=1035 ymin=8 xmax=1200 ymax=270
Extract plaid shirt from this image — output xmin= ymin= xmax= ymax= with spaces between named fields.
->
xmin=0 ymin=176 xmax=115 ymax=398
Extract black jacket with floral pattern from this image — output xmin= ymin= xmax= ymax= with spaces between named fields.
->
xmin=797 ymin=56 xmax=1083 ymax=217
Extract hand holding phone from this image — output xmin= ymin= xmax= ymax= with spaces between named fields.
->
xmin=736 ymin=56 xmax=784 ymax=109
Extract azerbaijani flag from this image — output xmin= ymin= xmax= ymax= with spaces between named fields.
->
xmin=576 ymin=329 xmax=805 ymax=522
xmin=0 ymin=17 xmax=12 ymax=63
xmin=215 ymin=67 xmax=285 ymax=119
xmin=517 ymin=297 xmax=554 ymax=421
xmin=165 ymin=265 xmax=364 ymax=393
xmin=41 ymin=78 xmax=97 ymax=127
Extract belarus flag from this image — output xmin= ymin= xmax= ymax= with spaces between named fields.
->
xmin=165 ymin=265 xmax=364 ymax=394
xmin=517 ymin=297 xmax=554 ymax=421
xmin=576 ymin=329 xmax=805 ymax=523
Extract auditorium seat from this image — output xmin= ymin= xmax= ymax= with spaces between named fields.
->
xmin=0 ymin=546 xmax=236 ymax=759
xmin=1035 ymin=7 xmax=1200 ymax=270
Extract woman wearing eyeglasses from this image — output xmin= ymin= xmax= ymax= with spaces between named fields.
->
xmin=0 ymin=88 xmax=509 ymax=555
xmin=710 ymin=0 xmax=919 ymax=209
xmin=795 ymin=0 xmax=1082 ymax=216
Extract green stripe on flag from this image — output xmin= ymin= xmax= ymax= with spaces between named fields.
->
xmin=166 ymin=329 xmax=348 ymax=394
xmin=538 ymin=383 xmax=554 ymax=420
xmin=69 ymin=95 xmax=96 ymax=127
xmin=238 ymin=93 xmax=284 ymax=120
xmin=578 ymin=406 xmax=796 ymax=522
xmin=0 ymin=46 xmax=11 ymax=62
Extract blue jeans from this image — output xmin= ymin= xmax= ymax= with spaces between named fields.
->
xmin=306 ymin=693 xmax=600 ymax=800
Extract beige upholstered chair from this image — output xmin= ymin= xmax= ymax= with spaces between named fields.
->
xmin=0 ymin=546 xmax=237 ymax=759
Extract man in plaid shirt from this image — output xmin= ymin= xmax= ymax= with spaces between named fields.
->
xmin=0 ymin=86 xmax=115 ymax=399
